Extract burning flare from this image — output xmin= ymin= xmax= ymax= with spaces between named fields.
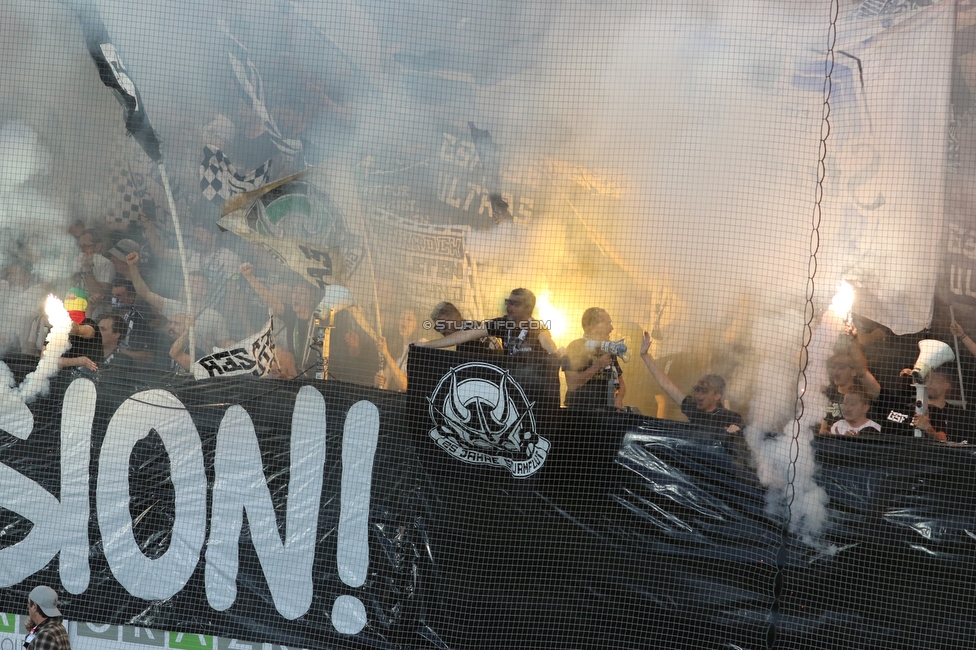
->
xmin=829 ymin=280 xmax=855 ymax=319
xmin=0 ymin=295 xmax=74 ymax=439
xmin=17 ymin=294 xmax=75 ymax=402
xmin=535 ymin=292 xmax=568 ymax=346
xmin=45 ymin=294 xmax=73 ymax=329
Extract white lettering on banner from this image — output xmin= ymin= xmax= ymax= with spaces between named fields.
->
xmin=949 ymin=265 xmax=976 ymax=299
xmin=60 ymin=380 xmax=95 ymax=594
xmin=0 ymin=380 xmax=93 ymax=590
xmin=331 ymin=401 xmax=379 ymax=636
xmin=0 ymin=379 xmax=384 ymax=628
xmin=97 ymin=390 xmax=208 ymax=600
xmin=439 ymin=133 xmax=479 ymax=170
xmin=206 ymin=387 xmax=327 ymax=620
xmin=435 ymin=171 xmax=534 ymax=221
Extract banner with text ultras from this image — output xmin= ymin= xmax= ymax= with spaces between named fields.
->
xmin=0 ymin=373 xmax=434 ymax=650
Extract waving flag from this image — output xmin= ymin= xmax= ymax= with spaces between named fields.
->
xmin=192 ymin=318 xmax=277 ymax=380
xmin=200 ymin=146 xmax=273 ymax=201
xmin=66 ymin=0 xmax=162 ymax=162
xmin=219 ymin=17 xmax=303 ymax=165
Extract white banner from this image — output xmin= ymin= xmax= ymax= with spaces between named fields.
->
xmin=192 ymin=319 xmax=276 ymax=380
xmin=816 ymin=3 xmax=955 ymax=334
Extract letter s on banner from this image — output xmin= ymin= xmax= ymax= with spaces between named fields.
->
xmin=97 ymin=390 xmax=207 ymax=600
xmin=0 ymin=379 xmax=94 ymax=590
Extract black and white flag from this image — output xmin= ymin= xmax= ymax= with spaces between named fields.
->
xmin=200 ymin=146 xmax=272 ymax=201
xmin=67 ymin=1 xmax=163 ymax=162
xmin=219 ymin=18 xmax=303 ymax=164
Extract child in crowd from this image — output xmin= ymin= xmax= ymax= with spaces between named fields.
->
xmin=828 ymin=386 xmax=881 ymax=436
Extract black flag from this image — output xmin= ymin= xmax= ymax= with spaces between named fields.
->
xmin=468 ymin=122 xmax=512 ymax=223
xmin=66 ymin=0 xmax=162 ymax=162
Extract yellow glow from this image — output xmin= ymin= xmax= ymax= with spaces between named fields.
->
xmin=45 ymin=295 xmax=71 ymax=329
xmin=829 ymin=280 xmax=855 ymax=318
xmin=536 ymin=292 xmax=570 ymax=347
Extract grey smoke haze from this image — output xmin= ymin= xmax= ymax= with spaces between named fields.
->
xmin=2 ymin=0 xmax=932 ymax=540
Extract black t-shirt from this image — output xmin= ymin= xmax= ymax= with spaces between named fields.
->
xmin=485 ymin=317 xmax=549 ymax=355
xmin=102 ymin=348 xmax=135 ymax=369
xmin=564 ymin=337 xmax=622 ymax=410
xmin=678 ymin=395 xmax=753 ymax=468
xmin=680 ymin=395 xmax=746 ymax=445
xmin=64 ymin=319 xmax=103 ymax=363
xmin=280 ymin=308 xmax=318 ymax=369
xmin=113 ymin=301 xmax=155 ymax=354
xmin=877 ymin=398 xmax=969 ymax=442
xmin=822 ymin=380 xmax=869 ymax=429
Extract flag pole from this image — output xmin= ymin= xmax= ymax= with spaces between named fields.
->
xmin=362 ymin=224 xmax=386 ymax=378
xmin=950 ymin=305 xmax=967 ymax=409
xmin=157 ymin=162 xmax=196 ymax=362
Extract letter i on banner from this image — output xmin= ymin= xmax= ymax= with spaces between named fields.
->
xmin=331 ymin=401 xmax=379 ymax=635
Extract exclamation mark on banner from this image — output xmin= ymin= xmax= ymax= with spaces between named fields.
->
xmin=331 ymin=400 xmax=380 ymax=635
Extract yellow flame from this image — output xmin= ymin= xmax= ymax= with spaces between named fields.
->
xmin=829 ymin=280 xmax=855 ymax=318
xmin=45 ymin=294 xmax=72 ymax=330
xmin=536 ymin=292 xmax=569 ymax=347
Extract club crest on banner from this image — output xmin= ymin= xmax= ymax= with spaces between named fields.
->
xmin=427 ymin=362 xmax=549 ymax=478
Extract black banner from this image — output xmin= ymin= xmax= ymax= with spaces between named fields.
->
xmin=3 ymin=351 xmax=976 ymax=648
xmin=0 ymin=370 xmax=431 ymax=649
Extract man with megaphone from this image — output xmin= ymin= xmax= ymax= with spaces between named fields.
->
xmin=880 ymin=339 xmax=965 ymax=442
xmin=564 ymin=307 xmax=627 ymax=410
xmin=890 ymin=367 xmax=963 ymax=442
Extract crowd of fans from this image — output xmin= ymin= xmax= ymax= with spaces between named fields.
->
xmin=0 ymin=213 xmax=380 ymax=381
xmin=1 ymin=212 xmax=974 ymax=446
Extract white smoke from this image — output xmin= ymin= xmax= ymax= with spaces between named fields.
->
xmin=0 ymin=0 xmax=895 ymax=545
xmin=734 ymin=284 xmax=849 ymax=544
xmin=0 ymin=296 xmax=74 ymax=439
xmin=0 ymin=120 xmax=76 ymax=283
xmin=17 ymin=295 xmax=75 ymax=401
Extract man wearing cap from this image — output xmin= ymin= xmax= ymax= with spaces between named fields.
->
xmin=107 ymin=238 xmax=143 ymax=282
xmin=26 ymin=585 xmax=70 ymax=650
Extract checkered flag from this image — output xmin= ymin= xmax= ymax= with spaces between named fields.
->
xmin=199 ymin=146 xmax=272 ymax=202
xmin=105 ymin=157 xmax=146 ymax=228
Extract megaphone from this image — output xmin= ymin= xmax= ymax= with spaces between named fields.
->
xmin=911 ymin=339 xmax=956 ymax=439
xmin=911 ymin=339 xmax=955 ymax=383
xmin=584 ymin=338 xmax=630 ymax=363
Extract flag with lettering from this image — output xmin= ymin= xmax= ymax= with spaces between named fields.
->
xmin=218 ymin=171 xmax=362 ymax=288
xmin=192 ymin=318 xmax=277 ymax=380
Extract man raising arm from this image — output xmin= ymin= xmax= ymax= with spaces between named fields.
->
xmin=639 ymin=331 xmax=744 ymax=436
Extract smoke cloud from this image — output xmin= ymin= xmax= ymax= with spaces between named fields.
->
xmin=2 ymin=0 xmax=940 ymax=541
xmin=0 ymin=296 xmax=74 ymax=439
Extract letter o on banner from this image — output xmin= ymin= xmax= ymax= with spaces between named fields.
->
xmin=97 ymin=390 xmax=207 ymax=600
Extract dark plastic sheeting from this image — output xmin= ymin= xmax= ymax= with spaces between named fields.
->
xmin=1 ymin=349 xmax=975 ymax=649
